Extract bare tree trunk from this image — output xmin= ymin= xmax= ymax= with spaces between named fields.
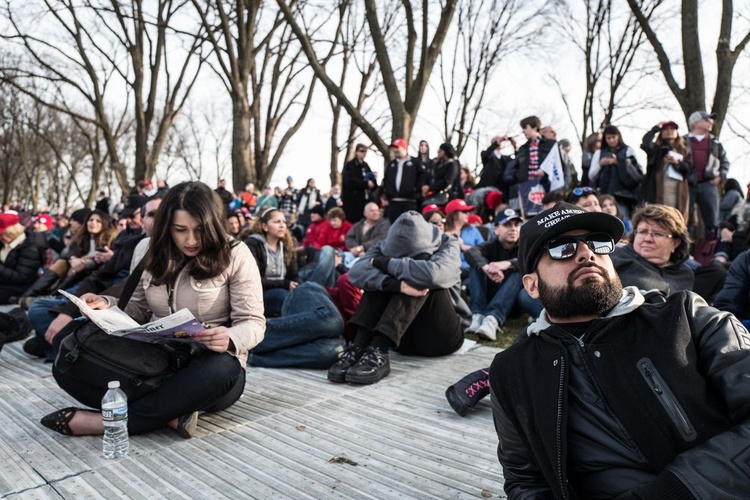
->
xmin=232 ymin=90 xmax=253 ymax=190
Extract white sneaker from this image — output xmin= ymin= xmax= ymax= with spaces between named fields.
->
xmin=467 ymin=313 xmax=485 ymax=333
xmin=476 ymin=315 xmax=500 ymax=341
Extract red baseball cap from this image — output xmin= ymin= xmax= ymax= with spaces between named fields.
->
xmin=35 ymin=214 xmax=55 ymax=230
xmin=445 ymin=199 xmax=475 ymax=214
xmin=485 ymin=191 xmax=503 ymax=210
xmin=0 ymin=212 xmax=19 ymax=234
xmin=421 ymin=203 xmax=440 ymax=215
xmin=467 ymin=214 xmax=483 ymax=226
xmin=661 ymin=121 xmax=679 ymax=130
xmin=390 ymin=138 xmax=408 ymax=149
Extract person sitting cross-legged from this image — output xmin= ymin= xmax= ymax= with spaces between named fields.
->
xmin=328 ymin=210 xmax=469 ymax=385
xmin=464 ymin=206 xmax=523 ymax=340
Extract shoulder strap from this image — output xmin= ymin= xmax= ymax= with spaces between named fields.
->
xmin=118 ymin=265 xmax=145 ymax=309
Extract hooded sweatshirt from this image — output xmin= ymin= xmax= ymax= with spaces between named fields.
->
xmin=348 ymin=211 xmax=471 ymax=323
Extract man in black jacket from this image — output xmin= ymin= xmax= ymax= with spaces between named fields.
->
xmin=490 ymin=202 xmax=750 ymax=498
xmin=382 ymin=138 xmax=427 ymax=222
xmin=341 ymin=144 xmax=376 ymax=224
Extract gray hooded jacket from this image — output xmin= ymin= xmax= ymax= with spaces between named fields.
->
xmin=348 ymin=211 xmax=471 ymax=323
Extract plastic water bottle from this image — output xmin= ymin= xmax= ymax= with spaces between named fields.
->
xmin=102 ymin=381 xmax=129 ymax=459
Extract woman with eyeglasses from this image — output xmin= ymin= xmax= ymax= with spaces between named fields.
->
xmin=641 ymin=121 xmax=692 ymax=221
xmin=611 ymin=203 xmax=694 ymax=296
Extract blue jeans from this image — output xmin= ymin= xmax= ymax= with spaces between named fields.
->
xmin=28 ymin=296 xmax=72 ymax=361
xmin=298 ymin=245 xmax=338 ymax=288
xmin=263 ymin=288 xmax=289 ymax=317
xmin=249 ymin=282 xmax=344 ymax=369
xmin=691 ymin=181 xmax=720 ymax=235
xmin=468 ymin=268 xmax=523 ymax=325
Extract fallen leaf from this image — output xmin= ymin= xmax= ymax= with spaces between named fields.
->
xmin=328 ymin=456 xmax=358 ymax=466
xmin=295 ymin=425 xmax=306 ymax=431
xmin=481 ymin=489 xmax=492 ymax=498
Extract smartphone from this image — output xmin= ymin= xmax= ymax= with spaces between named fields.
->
xmin=95 ymin=247 xmax=106 ymax=252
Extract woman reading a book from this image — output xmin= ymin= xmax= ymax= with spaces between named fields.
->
xmin=43 ymin=181 xmax=265 ymax=438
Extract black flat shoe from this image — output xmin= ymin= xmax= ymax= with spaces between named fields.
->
xmin=41 ymin=407 xmax=80 ymax=436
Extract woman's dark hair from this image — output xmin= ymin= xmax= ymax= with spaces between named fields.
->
xmin=226 ymin=213 xmax=243 ymax=237
xmin=598 ymin=194 xmax=623 ymax=219
xmin=74 ymin=209 xmax=116 ymax=255
xmin=444 ymin=210 xmax=465 ymax=232
xmin=725 ymin=178 xmax=743 ymax=196
xmin=249 ymin=208 xmax=296 ymax=267
xmin=602 ymin=125 xmax=623 ymax=148
xmin=144 ymin=181 xmax=233 ymax=285
xmin=565 ymin=186 xmax=598 ymax=205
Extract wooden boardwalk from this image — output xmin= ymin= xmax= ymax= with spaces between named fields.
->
xmin=0 ymin=339 xmax=506 ymax=499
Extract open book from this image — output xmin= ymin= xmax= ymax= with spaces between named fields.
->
xmin=59 ymin=290 xmax=206 ymax=343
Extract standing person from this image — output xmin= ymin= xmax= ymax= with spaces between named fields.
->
xmin=589 ymin=125 xmax=643 ymax=218
xmin=414 ymin=140 xmax=434 ymax=181
xmin=44 ymin=181 xmax=265 ymax=438
xmin=508 ymin=116 xmax=557 ymax=206
xmin=214 ymin=179 xmax=234 ymax=209
xmin=341 ymin=144 xmax=376 ymax=224
xmin=558 ymin=139 xmax=579 ymax=187
xmin=382 ymin=138 xmax=428 ymax=223
xmin=490 ymin=202 xmax=750 ymax=498
xmin=295 ymin=178 xmax=321 ymax=229
xmin=477 ymin=135 xmax=517 ymax=202
xmin=580 ymin=132 xmax=602 ymax=187
xmin=641 ymin=121 xmax=692 ymax=221
xmin=423 ymin=143 xmax=460 ymax=204
xmin=685 ymin=110 xmax=729 ymax=237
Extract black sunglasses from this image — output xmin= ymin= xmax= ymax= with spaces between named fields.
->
xmin=545 ymin=233 xmax=615 ymax=261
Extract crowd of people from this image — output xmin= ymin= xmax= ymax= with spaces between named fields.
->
xmin=1 ymin=109 xmax=749 ymax=496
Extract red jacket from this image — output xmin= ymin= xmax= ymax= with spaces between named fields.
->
xmin=315 ymin=220 xmax=352 ymax=250
xmin=302 ymin=219 xmax=326 ymax=247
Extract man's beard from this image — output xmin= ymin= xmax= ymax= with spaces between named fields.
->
xmin=537 ymin=263 xmax=623 ymax=319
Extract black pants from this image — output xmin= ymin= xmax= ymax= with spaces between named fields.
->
xmin=386 ymin=199 xmax=418 ymax=223
xmin=52 ymin=351 xmax=245 ymax=434
xmin=349 ymin=288 xmax=464 ymax=357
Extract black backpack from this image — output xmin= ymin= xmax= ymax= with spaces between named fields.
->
xmin=53 ymin=267 xmax=198 ymax=401
xmin=0 ymin=307 xmax=33 ymax=345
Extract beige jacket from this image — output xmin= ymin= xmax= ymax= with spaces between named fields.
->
xmin=124 ymin=242 xmax=265 ymax=367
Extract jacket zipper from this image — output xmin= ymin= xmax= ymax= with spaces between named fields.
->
xmin=555 ymin=355 xmax=568 ymax=500
xmin=637 ymin=358 xmax=697 ymax=441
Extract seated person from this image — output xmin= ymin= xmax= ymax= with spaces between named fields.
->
xmin=0 ymin=212 xmax=45 ymax=304
xmin=300 ymin=204 xmax=326 ymax=259
xmin=566 ymin=186 xmax=601 ymax=212
xmin=611 ymin=203 xmax=694 ymax=296
xmin=248 ymin=281 xmax=344 ymax=369
xmin=43 ymin=181 xmax=265 ymax=439
xmin=344 ymin=202 xmax=390 ymax=259
xmin=24 ymin=197 xmax=163 ymax=362
xmin=443 ymin=199 xmax=484 ymax=278
xmin=328 ymin=211 xmax=470 ymax=385
xmin=20 ymin=209 xmax=118 ymax=306
xmin=464 ymin=207 xmax=523 ymax=341
xmin=245 ymin=208 xmax=299 ymax=317
xmin=713 ymin=248 xmax=750 ymax=329
xmin=314 ymin=207 xmax=352 ymax=252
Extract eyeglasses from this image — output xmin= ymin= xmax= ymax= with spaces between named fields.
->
xmin=633 ymin=228 xmax=673 ymax=240
xmin=545 ymin=233 xmax=615 ymax=261
xmin=572 ymin=187 xmax=595 ymax=196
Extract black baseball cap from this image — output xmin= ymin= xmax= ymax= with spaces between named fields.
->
xmin=494 ymin=208 xmax=522 ymax=226
xmin=518 ymin=202 xmax=624 ymax=274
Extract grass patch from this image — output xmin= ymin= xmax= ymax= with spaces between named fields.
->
xmin=465 ymin=315 xmax=529 ymax=349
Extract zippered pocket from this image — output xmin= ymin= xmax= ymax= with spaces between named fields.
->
xmin=637 ymin=358 xmax=697 ymax=441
